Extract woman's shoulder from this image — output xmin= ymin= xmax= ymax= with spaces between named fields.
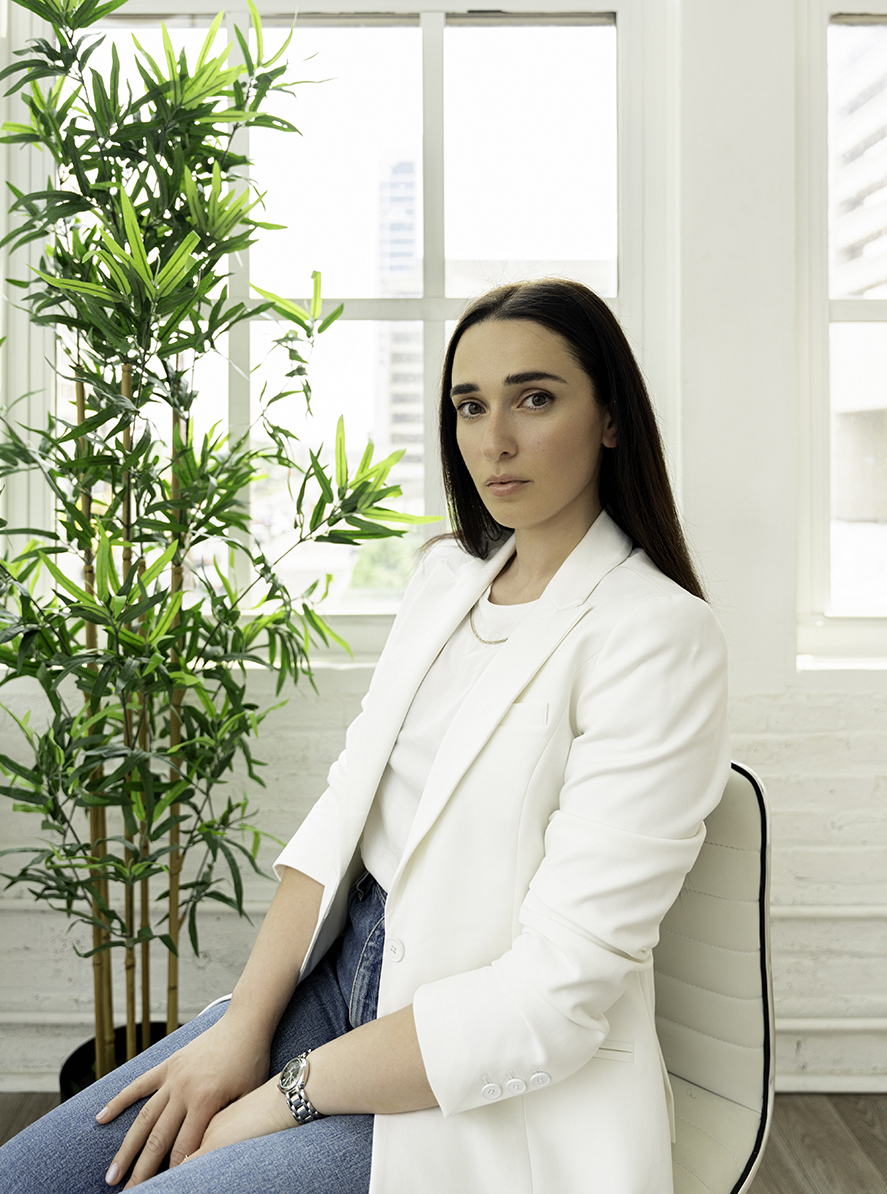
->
xmin=586 ymin=546 xmax=726 ymax=657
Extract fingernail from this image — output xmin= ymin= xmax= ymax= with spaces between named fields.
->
xmin=96 ymin=1105 xmax=109 ymax=1122
xmin=105 ymin=1162 xmax=119 ymax=1185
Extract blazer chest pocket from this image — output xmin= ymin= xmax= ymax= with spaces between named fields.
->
xmin=498 ymin=702 xmax=549 ymax=730
xmin=594 ymin=1038 xmax=634 ymax=1063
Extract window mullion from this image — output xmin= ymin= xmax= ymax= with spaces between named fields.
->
xmin=421 ymin=12 xmax=446 ymax=521
xmin=224 ymin=10 xmax=253 ymax=591
xmin=421 ymin=11 xmax=445 ymax=301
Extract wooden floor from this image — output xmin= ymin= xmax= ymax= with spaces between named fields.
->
xmin=1 ymin=1092 xmax=886 ymax=1191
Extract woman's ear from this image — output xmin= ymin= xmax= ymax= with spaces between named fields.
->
xmin=602 ymin=410 xmax=618 ymax=449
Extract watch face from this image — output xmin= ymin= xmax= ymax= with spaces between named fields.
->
xmin=279 ymin=1055 xmax=308 ymax=1094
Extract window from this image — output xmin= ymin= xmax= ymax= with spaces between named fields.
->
xmin=828 ymin=18 xmax=887 ymax=616
xmin=799 ymin=2 xmax=887 ymax=661
xmin=3 ymin=2 xmax=665 ymax=635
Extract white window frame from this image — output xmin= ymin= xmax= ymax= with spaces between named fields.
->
xmin=798 ymin=0 xmax=887 ymax=664
xmin=0 ymin=0 xmax=680 ymax=658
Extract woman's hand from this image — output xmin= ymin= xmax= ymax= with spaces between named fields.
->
xmin=183 ymin=1076 xmax=295 ymax=1164
xmin=96 ymin=1008 xmax=271 ymax=1189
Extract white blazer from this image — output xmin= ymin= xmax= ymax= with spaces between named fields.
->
xmin=275 ymin=511 xmax=731 ymax=1194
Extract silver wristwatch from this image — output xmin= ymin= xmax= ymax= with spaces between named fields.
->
xmin=278 ymin=1050 xmax=326 ymax=1126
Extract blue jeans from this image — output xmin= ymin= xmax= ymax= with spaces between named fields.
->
xmin=0 ymin=872 xmax=387 ymax=1193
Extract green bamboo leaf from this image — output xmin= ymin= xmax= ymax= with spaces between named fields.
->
xmin=334 ymin=416 xmax=347 ymax=491
xmin=263 ymin=20 xmax=294 ymax=68
xmin=30 ymin=268 xmax=121 ymax=303
xmin=358 ymin=507 xmax=441 ymax=524
xmin=95 ymin=532 xmax=121 ymax=601
xmin=309 ymin=450 xmax=334 ymax=504
xmin=161 ymin=23 xmax=181 ymax=102
xmin=36 ymin=551 xmax=92 ymax=604
xmin=118 ymin=189 xmax=152 ymax=285
xmin=181 ymin=165 xmax=206 ymax=234
xmin=72 ymin=0 xmax=129 ymax=26
xmin=310 ymin=269 xmax=322 ymax=320
xmin=317 ymin=303 xmax=343 ymax=334
xmin=251 ymin=284 xmax=311 ymax=330
xmin=154 ymin=230 xmax=200 ymax=295
xmin=195 ymin=11 xmax=224 ymax=71
xmin=89 ymin=248 xmax=131 ymax=295
xmin=247 ymin=0 xmax=264 ymax=65
xmin=233 ymin=25 xmax=254 ymax=77
xmin=139 ymin=541 xmax=177 ymax=589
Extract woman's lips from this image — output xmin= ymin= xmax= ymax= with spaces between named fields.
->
xmin=486 ymin=478 xmax=528 ymax=497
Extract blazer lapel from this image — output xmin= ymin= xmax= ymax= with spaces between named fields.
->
xmin=391 ymin=512 xmax=634 ymax=888
xmin=338 ymin=534 xmax=517 ymax=847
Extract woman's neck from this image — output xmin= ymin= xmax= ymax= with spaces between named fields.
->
xmin=489 ymin=517 xmax=597 ymax=606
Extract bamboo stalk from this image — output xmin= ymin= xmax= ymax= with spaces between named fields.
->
xmin=78 ymin=373 xmax=115 ymax=1079
xmin=138 ymin=555 xmax=151 ymax=1054
xmin=166 ymin=407 xmax=184 ymax=1034
xmin=120 ymin=364 xmax=137 ymax=1062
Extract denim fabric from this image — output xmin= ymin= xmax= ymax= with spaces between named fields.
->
xmin=0 ymin=874 xmax=387 ymax=1194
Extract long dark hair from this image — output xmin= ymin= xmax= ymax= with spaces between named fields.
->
xmin=438 ymin=279 xmax=706 ymax=601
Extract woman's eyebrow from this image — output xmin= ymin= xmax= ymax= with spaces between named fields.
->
xmin=450 ymin=370 xmax=567 ymax=398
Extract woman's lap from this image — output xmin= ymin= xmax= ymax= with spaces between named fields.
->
xmin=0 ymin=876 xmax=386 ymax=1194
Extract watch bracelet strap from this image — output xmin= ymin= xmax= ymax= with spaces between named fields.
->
xmin=284 ymin=1086 xmax=325 ymax=1125
xmin=280 ymin=1049 xmax=326 ymax=1126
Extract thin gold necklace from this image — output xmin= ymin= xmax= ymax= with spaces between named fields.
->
xmin=469 ymin=604 xmax=508 ymax=646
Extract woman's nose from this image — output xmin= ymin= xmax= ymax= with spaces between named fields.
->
xmin=481 ymin=413 xmax=515 ymax=460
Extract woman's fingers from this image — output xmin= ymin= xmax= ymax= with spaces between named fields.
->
xmin=104 ymin=1086 xmax=223 ymax=1187
xmin=167 ymin=1111 xmax=214 ymax=1170
xmin=96 ymin=1063 xmax=165 ymax=1124
xmin=103 ymin=1088 xmax=170 ymax=1187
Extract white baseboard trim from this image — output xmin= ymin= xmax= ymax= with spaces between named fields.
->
xmin=772 ymin=905 xmax=887 ymax=919
xmin=0 ymin=896 xmax=272 ymax=916
xmin=776 ymin=1073 xmax=887 ymax=1092
xmin=777 ymin=1017 xmax=887 ymax=1033
xmin=0 ymin=1074 xmax=61 ymax=1093
xmin=0 ymin=1009 xmax=207 ymax=1028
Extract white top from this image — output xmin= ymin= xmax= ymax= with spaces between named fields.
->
xmin=360 ymin=588 xmax=538 ymax=892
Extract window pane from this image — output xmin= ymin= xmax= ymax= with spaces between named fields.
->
xmin=830 ymin=322 xmax=887 ymax=612
xmin=251 ymin=24 xmax=423 ymax=300
xmin=828 ymin=22 xmax=887 ymax=298
xmin=444 ymin=22 xmax=617 ymax=298
xmin=250 ymin=320 xmax=424 ymax=606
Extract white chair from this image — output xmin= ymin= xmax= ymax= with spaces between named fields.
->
xmin=655 ymin=762 xmax=774 ymax=1194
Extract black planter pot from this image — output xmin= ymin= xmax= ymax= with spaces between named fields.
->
xmin=60 ymin=1021 xmax=172 ymax=1101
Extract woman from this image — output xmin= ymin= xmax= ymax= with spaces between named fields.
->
xmin=0 ymin=279 xmax=729 ymax=1193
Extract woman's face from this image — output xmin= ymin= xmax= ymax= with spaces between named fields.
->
xmin=450 ymin=319 xmax=617 ymax=543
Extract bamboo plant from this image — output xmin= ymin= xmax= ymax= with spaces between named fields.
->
xmin=0 ymin=0 xmax=433 ymax=1084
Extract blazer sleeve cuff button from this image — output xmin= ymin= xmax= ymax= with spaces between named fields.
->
xmin=481 ymin=1083 xmax=502 ymax=1100
xmin=529 ymin=1071 xmax=551 ymax=1088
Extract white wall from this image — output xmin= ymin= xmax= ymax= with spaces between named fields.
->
xmin=2 ymin=0 xmax=886 ymax=1094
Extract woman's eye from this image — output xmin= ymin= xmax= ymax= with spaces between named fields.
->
xmin=523 ymin=391 xmax=553 ymax=410
xmin=456 ymin=400 xmax=483 ymax=418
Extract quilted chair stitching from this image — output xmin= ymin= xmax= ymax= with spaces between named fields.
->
xmin=674 ymin=1113 xmax=746 ymax=1169
xmin=659 ymin=926 xmax=758 ymax=955
xmin=674 ymin=1156 xmax=716 ymax=1192
xmin=656 ymin=1014 xmax=759 ymax=1050
xmin=701 ymin=841 xmax=757 ymax=853
xmin=656 ymin=970 xmax=761 ymax=1001
xmin=682 ymin=885 xmax=757 ymax=904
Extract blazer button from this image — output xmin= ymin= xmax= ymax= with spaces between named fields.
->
xmin=529 ymin=1071 xmax=551 ymax=1088
xmin=506 ymin=1077 xmax=527 ymax=1095
xmin=481 ymin=1083 xmax=502 ymax=1100
xmin=386 ymin=938 xmax=405 ymax=962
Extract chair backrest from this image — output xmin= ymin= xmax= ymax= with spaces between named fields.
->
xmin=654 ymin=762 xmax=774 ymax=1194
